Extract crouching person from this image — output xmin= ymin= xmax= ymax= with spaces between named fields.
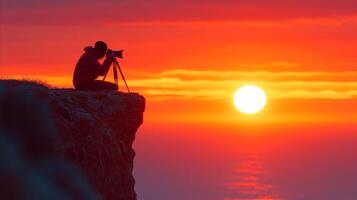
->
xmin=73 ymin=41 xmax=118 ymax=91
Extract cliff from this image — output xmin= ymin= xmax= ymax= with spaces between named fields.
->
xmin=0 ymin=80 xmax=145 ymax=200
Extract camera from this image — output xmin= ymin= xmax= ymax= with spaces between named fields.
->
xmin=107 ymin=49 xmax=124 ymax=58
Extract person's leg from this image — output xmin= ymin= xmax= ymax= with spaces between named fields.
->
xmin=75 ymin=81 xmax=118 ymax=91
xmin=91 ymin=81 xmax=118 ymax=91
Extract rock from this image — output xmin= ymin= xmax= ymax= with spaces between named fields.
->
xmin=0 ymin=80 xmax=145 ymax=200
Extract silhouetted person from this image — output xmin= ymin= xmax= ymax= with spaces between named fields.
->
xmin=73 ymin=41 xmax=118 ymax=90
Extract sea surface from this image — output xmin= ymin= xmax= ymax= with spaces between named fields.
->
xmin=134 ymin=122 xmax=357 ymax=200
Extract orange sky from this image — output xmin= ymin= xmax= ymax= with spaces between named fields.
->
xmin=1 ymin=0 xmax=357 ymax=124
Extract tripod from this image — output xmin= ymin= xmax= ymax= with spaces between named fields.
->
xmin=103 ymin=59 xmax=131 ymax=93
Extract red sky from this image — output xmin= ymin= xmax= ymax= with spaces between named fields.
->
xmin=1 ymin=0 xmax=357 ymax=124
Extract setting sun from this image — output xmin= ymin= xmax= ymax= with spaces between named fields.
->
xmin=233 ymin=85 xmax=267 ymax=114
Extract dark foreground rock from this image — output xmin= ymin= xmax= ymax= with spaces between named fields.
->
xmin=0 ymin=80 xmax=145 ymax=200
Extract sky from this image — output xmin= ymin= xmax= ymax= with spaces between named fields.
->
xmin=1 ymin=0 xmax=357 ymax=124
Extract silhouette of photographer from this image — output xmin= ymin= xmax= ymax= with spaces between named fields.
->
xmin=73 ymin=41 xmax=118 ymax=90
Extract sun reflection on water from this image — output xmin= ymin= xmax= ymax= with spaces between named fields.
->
xmin=224 ymin=154 xmax=283 ymax=200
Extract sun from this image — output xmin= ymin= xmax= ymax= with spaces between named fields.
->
xmin=233 ymin=85 xmax=267 ymax=114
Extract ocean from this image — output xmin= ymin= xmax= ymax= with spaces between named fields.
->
xmin=134 ymin=122 xmax=357 ymax=200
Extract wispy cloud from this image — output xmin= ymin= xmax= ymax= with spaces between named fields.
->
xmin=128 ymin=78 xmax=357 ymax=100
xmin=127 ymin=69 xmax=357 ymax=100
xmin=7 ymin=69 xmax=357 ymax=101
xmin=130 ymin=69 xmax=357 ymax=82
xmin=107 ymin=15 xmax=357 ymax=28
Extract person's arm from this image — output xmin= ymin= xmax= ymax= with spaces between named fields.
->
xmin=98 ymin=57 xmax=115 ymax=76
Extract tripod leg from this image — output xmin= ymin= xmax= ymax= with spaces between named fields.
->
xmin=113 ymin=63 xmax=119 ymax=86
xmin=103 ymin=62 xmax=112 ymax=81
xmin=115 ymin=61 xmax=131 ymax=93
xmin=103 ymin=69 xmax=109 ymax=81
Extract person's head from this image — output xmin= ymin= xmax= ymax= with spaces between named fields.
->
xmin=93 ymin=41 xmax=108 ymax=59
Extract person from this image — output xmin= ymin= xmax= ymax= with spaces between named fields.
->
xmin=73 ymin=41 xmax=118 ymax=90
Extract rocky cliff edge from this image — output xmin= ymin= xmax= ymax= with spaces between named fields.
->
xmin=0 ymin=80 xmax=145 ymax=200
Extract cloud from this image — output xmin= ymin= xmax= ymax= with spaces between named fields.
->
xmin=5 ymin=69 xmax=357 ymax=101
xmin=126 ymin=69 xmax=357 ymax=100
xmin=106 ymin=16 xmax=357 ymax=29
xmin=128 ymin=79 xmax=357 ymax=100
xmin=130 ymin=69 xmax=357 ymax=82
